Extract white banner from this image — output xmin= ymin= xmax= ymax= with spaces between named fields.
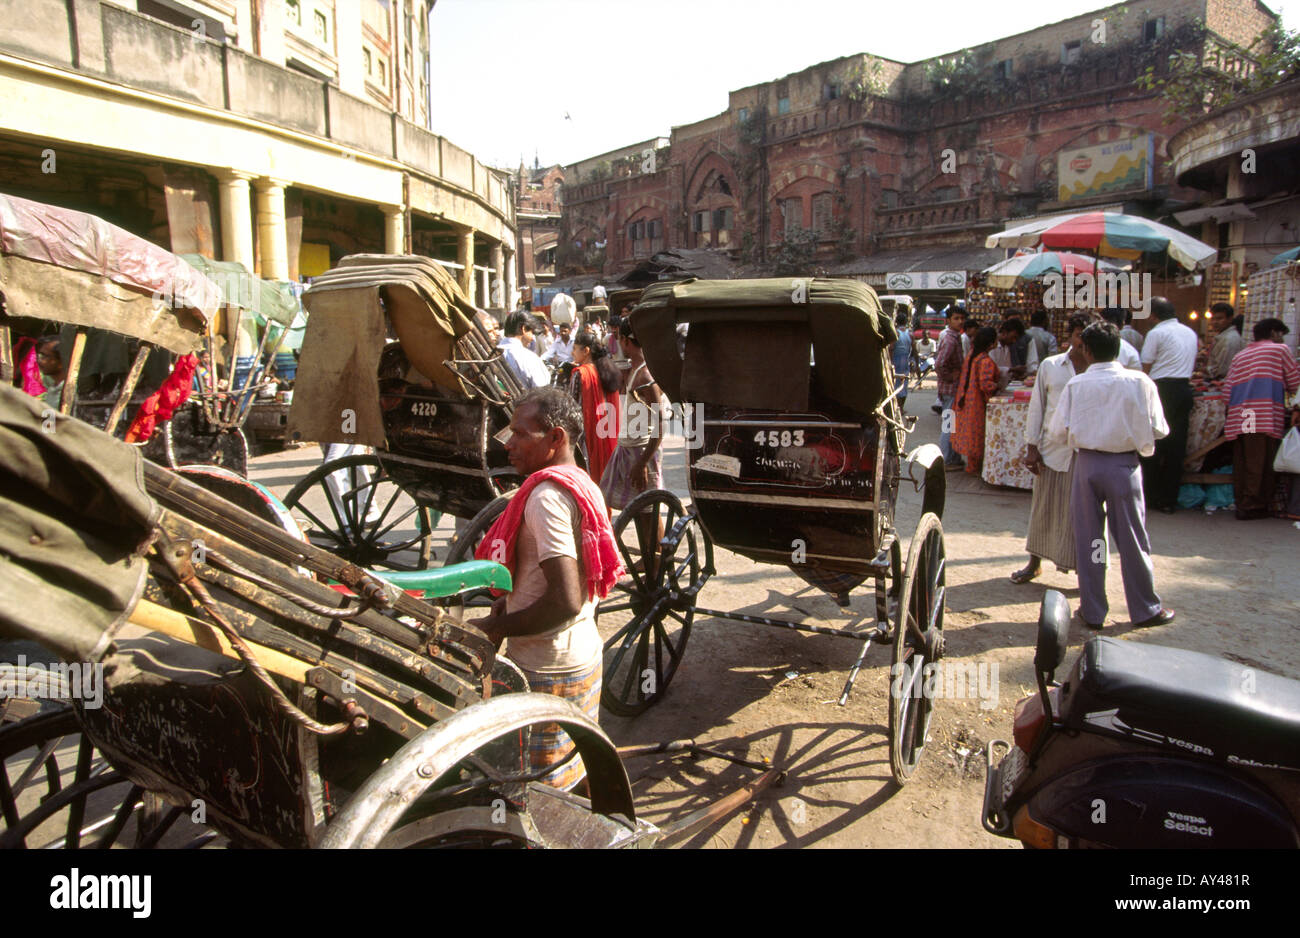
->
xmin=885 ymin=270 xmax=967 ymax=291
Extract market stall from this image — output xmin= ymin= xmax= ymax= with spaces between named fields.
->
xmin=981 ymin=386 xmax=1228 ymax=491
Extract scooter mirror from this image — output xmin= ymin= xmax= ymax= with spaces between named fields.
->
xmin=1034 ymin=590 xmax=1071 ymax=680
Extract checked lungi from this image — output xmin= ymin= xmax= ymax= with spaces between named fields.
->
xmin=1025 ymin=462 xmax=1076 ymax=571
xmin=520 ymin=659 xmax=602 ymax=791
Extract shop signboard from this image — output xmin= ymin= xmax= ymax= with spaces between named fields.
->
xmin=885 ymin=270 xmax=967 ymax=291
xmin=1057 ymin=135 xmax=1153 ymax=203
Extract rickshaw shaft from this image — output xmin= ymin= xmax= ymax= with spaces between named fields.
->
xmin=692 ymin=607 xmax=890 ymax=642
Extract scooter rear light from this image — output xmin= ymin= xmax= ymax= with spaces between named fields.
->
xmin=1012 ymin=692 xmax=1045 ymax=752
xmin=1012 ymin=806 xmax=1057 ymax=849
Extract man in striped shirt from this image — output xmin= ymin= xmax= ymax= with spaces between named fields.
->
xmin=1224 ymin=318 xmax=1300 ymax=519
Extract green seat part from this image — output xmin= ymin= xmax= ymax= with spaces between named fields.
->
xmin=371 ymin=560 xmax=512 ymax=598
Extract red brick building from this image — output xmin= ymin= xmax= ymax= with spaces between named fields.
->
xmin=509 ymin=162 xmax=565 ymax=298
xmin=559 ymin=0 xmax=1280 ymax=290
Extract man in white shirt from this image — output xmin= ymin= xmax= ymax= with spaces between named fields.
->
xmin=498 ymin=311 xmax=552 ymax=389
xmin=1011 ymin=314 xmax=1089 ymax=584
xmin=1047 ymin=322 xmax=1175 ymax=631
xmin=542 ymin=322 xmax=574 ymax=365
xmin=989 ymin=317 xmax=1038 ymax=381
xmin=1139 ymin=297 xmax=1198 ymax=514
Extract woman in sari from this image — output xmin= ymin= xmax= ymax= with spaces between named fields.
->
xmin=953 ymin=326 xmax=1001 ymax=476
xmin=569 ymin=331 xmax=621 ymax=487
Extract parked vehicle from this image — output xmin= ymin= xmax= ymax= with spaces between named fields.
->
xmin=984 ymin=590 xmax=1300 ymax=848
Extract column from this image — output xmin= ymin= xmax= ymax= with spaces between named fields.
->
xmin=254 ymin=177 xmax=290 ymax=281
xmin=504 ymin=248 xmax=517 ymax=311
xmin=490 ymin=243 xmax=505 ymax=309
xmin=457 ymin=226 xmax=475 ymax=303
xmin=1225 ymin=161 xmax=1246 ymax=276
xmin=382 ymin=204 xmax=406 ymax=255
xmin=216 ymin=170 xmax=256 ymax=271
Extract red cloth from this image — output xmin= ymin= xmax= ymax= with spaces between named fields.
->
xmin=576 ymin=362 xmax=619 ymax=486
xmin=475 ymin=464 xmax=625 ymax=602
xmin=16 ymin=340 xmax=44 ymax=396
xmin=124 ymin=353 xmax=197 ymax=443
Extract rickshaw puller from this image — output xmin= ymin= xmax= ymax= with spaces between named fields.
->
xmin=471 ymin=388 xmax=625 ymax=790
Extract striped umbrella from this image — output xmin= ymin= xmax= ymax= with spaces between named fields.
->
xmin=986 ymin=211 xmax=1217 ymax=270
xmin=982 ymin=251 xmax=1122 ymax=289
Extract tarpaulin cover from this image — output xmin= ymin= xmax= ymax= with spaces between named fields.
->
xmin=0 ymin=384 xmax=159 ymax=663
xmin=0 ymin=192 xmax=222 ymax=322
xmin=289 ymin=254 xmax=477 ymax=447
xmin=179 ymin=254 xmax=300 ymax=326
xmin=628 ymin=277 xmax=897 ymax=415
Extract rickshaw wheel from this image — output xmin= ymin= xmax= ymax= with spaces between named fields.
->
xmin=599 ymin=490 xmax=702 ymax=718
xmin=282 ymin=453 xmax=434 ymax=571
xmin=889 ymin=512 xmax=946 ymax=786
xmin=0 ymin=704 xmax=216 ymax=849
xmin=319 ymin=693 xmax=637 ymax=849
xmin=443 ymin=493 xmax=514 ymax=567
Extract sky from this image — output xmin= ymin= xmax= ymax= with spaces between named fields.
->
xmin=427 ymin=0 xmax=1295 ymax=170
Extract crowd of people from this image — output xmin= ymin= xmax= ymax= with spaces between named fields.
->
xmin=894 ymin=294 xmax=1299 ymax=630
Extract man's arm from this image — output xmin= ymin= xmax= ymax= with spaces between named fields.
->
xmin=1146 ymin=378 xmax=1170 ymax=439
xmin=475 ymin=554 xmax=583 ymax=642
xmin=1045 ymin=383 xmax=1071 ymax=447
xmin=1140 ymin=328 xmax=1159 ymax=374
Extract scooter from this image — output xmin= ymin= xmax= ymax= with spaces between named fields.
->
xmin=983 ymin=590 xmax=1300 ymax=848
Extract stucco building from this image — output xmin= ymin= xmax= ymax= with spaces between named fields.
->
xmin=560 ymin=0 xmax=1280 ymax=294
xmin=0 ymin=0 xmax=516 ymax=306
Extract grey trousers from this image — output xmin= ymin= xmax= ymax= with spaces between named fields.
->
xmin=1071 ymin=449 xmax=1162 ymax=625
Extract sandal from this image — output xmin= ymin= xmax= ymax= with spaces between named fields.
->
xmin=1009 ymin=564 xmax=1040 ymax=585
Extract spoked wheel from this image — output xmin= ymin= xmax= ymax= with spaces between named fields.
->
xmin=443 ymin=494 xmax=513 ymax=567
xmin=889 ymin=512 xmax=946 ymax=785
xmin=283 ymin=453 xmax=434 ymax=571
xmin=599 ymin=490 xmax=706 ymax=718
xmin=319 ymin=693 xmax=638 ymax=849
xmin=0 ymin=705 xmax=215 ymax=849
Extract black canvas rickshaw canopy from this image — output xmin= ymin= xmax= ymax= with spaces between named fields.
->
xmin=627 ymin=277 xmax=898 ymax=415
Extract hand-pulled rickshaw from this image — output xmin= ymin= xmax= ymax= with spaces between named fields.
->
xmin=449 ymin=278 xmax=949 ymax=784
xmin=0 ymin=193 xmax=295 ymax=475
xmin=279 ymin=254 xmax=529 ymax=572
xmin=0 ymin=384 xmax=777 ymax=848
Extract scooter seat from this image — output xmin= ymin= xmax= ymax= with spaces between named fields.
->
xmin=1064 ymin=637 xmax=1300 ymax=772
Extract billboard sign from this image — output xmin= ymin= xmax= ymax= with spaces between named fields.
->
xmin=1057 ymin=135 xmax=1153 ymax=203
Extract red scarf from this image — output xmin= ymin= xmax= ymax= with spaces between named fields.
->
xmin=124 ymin=354 xmax=197 ymax=443
xmin=475 ymin=464 xmax=625 ymax=601
xmin=577 ymin=363 xmax=619 ymax=486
